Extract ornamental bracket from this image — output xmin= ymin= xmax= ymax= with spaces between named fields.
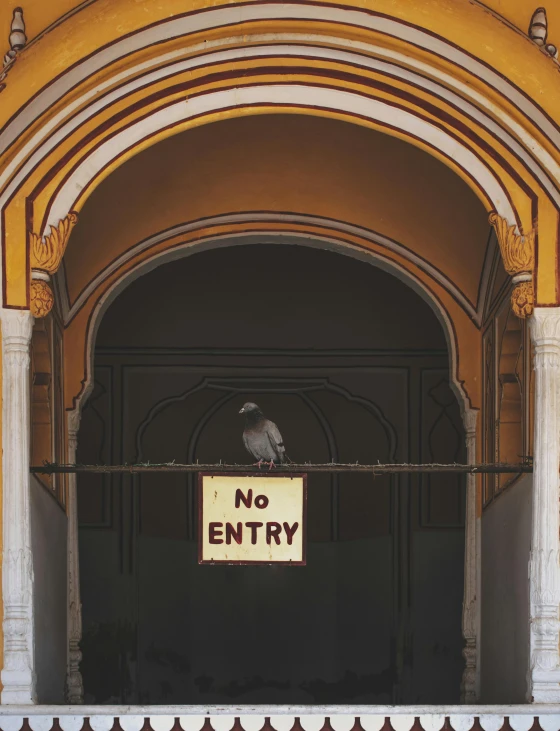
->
xmin=489 ymin=212 xmax=535 ymax=319
xmin=29 ymin=212 xmax=78 ymax=318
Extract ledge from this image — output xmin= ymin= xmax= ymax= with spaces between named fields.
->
xmin=0 ymin=706 xmax=560 ymax=731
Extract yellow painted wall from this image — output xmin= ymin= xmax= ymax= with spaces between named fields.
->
xmin=0 ymin=1 xmax=86 ymax=48
xmin=64 ymin=115 xmax=490 ymax=310
xmin=485 ymin=1 xmax=560 ymax=40
xmin=61 ymin=114 xmax=487 ymax=412
xmin=1 ymin=1 xmax=557 ymax=49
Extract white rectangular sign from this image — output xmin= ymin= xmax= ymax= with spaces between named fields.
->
xmin=198 ymin=473 xmax=307 ymax=565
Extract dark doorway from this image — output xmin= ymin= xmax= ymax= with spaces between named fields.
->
xmin=77 ymin=243 xmax=466 ymax=704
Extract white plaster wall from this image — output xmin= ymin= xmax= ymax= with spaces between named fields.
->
xmin=480 ymin=475 xmax=532 ymax=703
xmin=30 ymin=474 xmax=68 ymax=703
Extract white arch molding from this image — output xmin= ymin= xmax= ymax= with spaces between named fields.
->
xmin=2 ymin=10 xmax=560 ymax=266
xmin=43 ymin=84 xmax=516 ymax=230
xmin=0 ymin=3 xmax=558 ymax=200
xmin=0 ymin=10 xmax=550 ymax=315
xmin=63 ymin=230 xmax=481 ymax=703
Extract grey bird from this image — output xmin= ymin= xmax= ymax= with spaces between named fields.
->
xmin=239 ymin=402 xmax=286 ymax=469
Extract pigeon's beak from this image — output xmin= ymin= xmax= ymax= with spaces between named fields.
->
xmin=239 ymin=407 xmax=245 ymax=414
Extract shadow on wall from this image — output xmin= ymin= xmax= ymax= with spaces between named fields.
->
xmin=480 ymin=474 xmax=532 ymax=703
xmin=78 ymin=244 xmax=465 ymax=706
xmin=31 ymin=475 xmax=67 ymax=703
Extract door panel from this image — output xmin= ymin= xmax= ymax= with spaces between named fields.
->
xmin=78 ymin=354 xmax=464 ymax=704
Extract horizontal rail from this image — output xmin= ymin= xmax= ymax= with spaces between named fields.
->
xmin=30 ymin=462 xmax=533 ymax=475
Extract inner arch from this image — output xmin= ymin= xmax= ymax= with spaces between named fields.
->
xmin=63 ymin=113 xmax=490 ymax=314
xmin=60 ymin=114 xmax=492 ymax=413
xmin=76 ymin=242 xmax=467 ymax=704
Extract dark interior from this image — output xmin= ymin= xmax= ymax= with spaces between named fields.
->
xmin=77 ymin=243 xmax=465 ymax=704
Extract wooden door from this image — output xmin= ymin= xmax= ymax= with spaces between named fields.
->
xmin=76 ymin=245 xmax=465 ymax=704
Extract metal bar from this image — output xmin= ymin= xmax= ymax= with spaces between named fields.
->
xmin=30 ymin=462 xmax=533 ymax=475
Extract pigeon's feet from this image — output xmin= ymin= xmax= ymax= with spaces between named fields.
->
xmin=253 ymin=460 xmax=264 ymax=469
xmin=268 ymin=460 xmax=275 ymax=470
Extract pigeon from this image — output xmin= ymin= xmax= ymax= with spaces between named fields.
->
xmin=239 ymin=402 xmax=286 ymax=469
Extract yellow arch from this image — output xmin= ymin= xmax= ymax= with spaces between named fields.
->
xmin=61 ymin=217 xmax=483 ymax=411
xmin=0 ymin=0 xmax=559 ymax=310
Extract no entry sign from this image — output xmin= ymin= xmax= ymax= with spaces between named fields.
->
xmin=198 ymin=473 xmax=307 ymax=565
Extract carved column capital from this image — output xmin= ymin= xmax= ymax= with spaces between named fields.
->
xmin=489 ymin=212 xmax=535 ymax=318
xmin=530 ymin=307 xmax=560 ymax=348
xmin=29 ymin=212 xmax=78 ymax=319
xmin=1 ymin=308 xmax=33 ymax=342
xmin=1 ymin=309 xmax=33 ymax=369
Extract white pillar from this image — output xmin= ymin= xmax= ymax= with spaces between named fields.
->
xmin=461 ymin=408 xmax=480 ymax=702
xmin=66 ymin=409 xmax=84 ymax=703
xmin=528 ymin=307 xmax=560 ymax=702
xmin=0 ymin=309 xmax=36 ymax=704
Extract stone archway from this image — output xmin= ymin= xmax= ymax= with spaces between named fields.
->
xmin=1 ymin=0 xmax=559 ymax=705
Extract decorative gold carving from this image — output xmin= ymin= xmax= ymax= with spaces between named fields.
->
xmin=30 ymin=212 xmax=78 ymax=274
xmin=511 ymin=281 xmax=535 ymax=319
xmin=489 ymin=212 xmax=535 ymax=318
xmin=489 ymin=212 xmax=535 ymax=274
xmin=30 ymin=280 xmax=54 ymax=318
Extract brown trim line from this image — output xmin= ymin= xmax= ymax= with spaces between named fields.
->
xmin=2 ymin=207 xmax=7 ymax=308
xmin=557 ymin=212 xmax=560 ymax=304
xmin=534 ymin=199 xmax=541 ymax=306
xmin=24 ymin=195 xmax=32 ymax=309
